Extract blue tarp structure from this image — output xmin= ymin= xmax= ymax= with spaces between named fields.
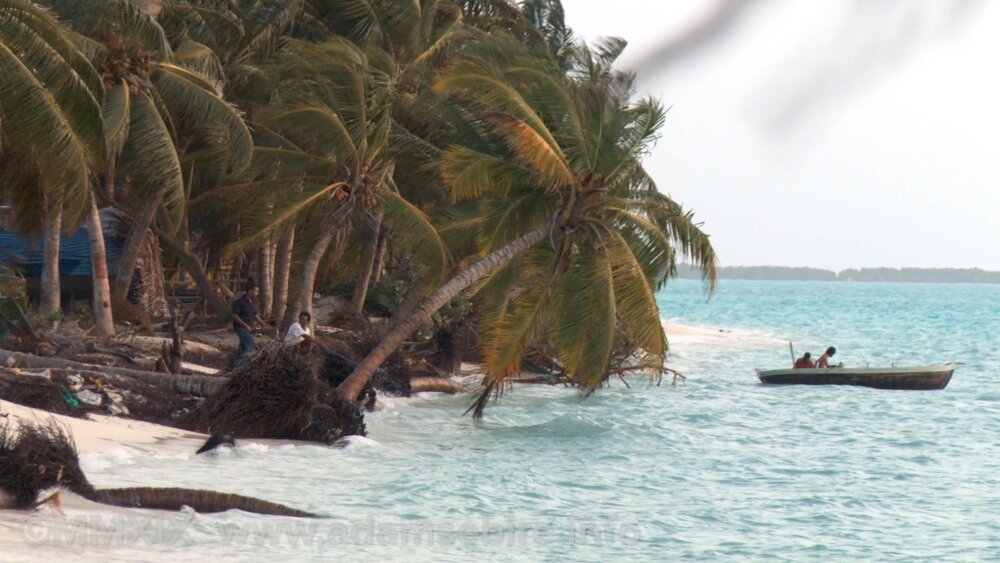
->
xmin=0 ymin=209 xmax=124 ymax=279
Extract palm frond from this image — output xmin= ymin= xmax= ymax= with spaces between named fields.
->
xmin=547 ymin=243 xmax=616 ymax=389
xmin=118 ymin=93 xmax=184 ymax=216
xmin=479 ymin=245 xmax=559 ymax=398
xmin=37 ymin=0 xmax=172 ymax=57
xmin=605 ymin=229 xmax=668 ymax=366
xmin=380 ymin=189 xmax=449 ymax=284
xmin=152 ymin=62 xmax=253 ymax=174
xmin=102 ymin=81 xmax=131 ymax=162
xmin=440 ymin=145 xmax=529 ymax=201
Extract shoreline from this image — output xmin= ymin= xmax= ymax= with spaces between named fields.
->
xmin=0 ymin=400 xmax=209 ymax=549
xmin=0 ymin=319 xmax=753 ymax=551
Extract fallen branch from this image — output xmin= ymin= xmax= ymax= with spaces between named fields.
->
xmin=0 ymin=350 xmax=224 ymax=396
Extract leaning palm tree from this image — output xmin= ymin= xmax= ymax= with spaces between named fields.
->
xmin=217 ymin=37 xmax=447 ymax=329
xmin=0 ymin=0 xmax=105 ymax=319
xmin=335 ymin=36 xmax=717 ymax=412
xmin=295 ymin=0 xmax=474 ymax=312
xmin=36 ymin=0 xmax=253 ymax=326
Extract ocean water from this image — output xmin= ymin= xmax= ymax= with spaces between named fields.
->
xmin=13 ymin=281 xmax=1000 ymax=560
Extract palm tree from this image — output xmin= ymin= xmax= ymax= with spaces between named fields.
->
xmin=294 ymin=0 xmax=473 ymax=312
xmin=158 ymin=0 xmax=310 ymax=315
xmin=335 ymin=36 xmax=717 ymax=411
xmin=36 ymin=0 xmax=253 ymax=327
xmin=0 ymin=0 xmax=105 ymax=319
xmin=216 ymin=37 xmax=447 ymax=329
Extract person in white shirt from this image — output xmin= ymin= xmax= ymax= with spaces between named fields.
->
xmin=284 ymin=311 xmax=317 ymax=352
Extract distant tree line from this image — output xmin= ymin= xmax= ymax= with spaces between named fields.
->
xmin=674 ymin=265 xmax=1000 ymax=284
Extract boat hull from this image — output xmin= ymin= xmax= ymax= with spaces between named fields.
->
xmin=756 ymin=364 xmax=955 ymax=390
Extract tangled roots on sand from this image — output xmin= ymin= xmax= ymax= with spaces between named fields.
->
xmin=0 ymin=419 xmax=95 ymax=507
xmin=183 ymin=344 xmax=365 ymax=442
xmin=0 ymin=418 xmax=319 ymax=517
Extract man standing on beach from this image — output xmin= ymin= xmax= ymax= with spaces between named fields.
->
xmin=231 ymin=279 xmax=266 ymax=367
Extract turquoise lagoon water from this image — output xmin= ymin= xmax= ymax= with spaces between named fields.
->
xmin=14 ymin=281 xmax=1000 ymax=560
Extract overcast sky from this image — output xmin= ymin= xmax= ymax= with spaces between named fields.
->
xmin=561 ymin=0 xmax=1000 ymax=270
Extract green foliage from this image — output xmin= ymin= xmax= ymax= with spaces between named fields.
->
xmin=0 ymin=0 xmax=718 ymax=414
xmin=365 ymin=273 xmax=411 ymax=318
xmin=0 ymin=266 xmax=28 ymax=317
xmin=366 ymin=264 xmax=471 ymax=333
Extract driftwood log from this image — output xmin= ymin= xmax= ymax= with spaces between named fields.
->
xmin=0 ymin=350 xmax=223 ymax=397
xmin=408 ymin=376 xmax=469 ymax=394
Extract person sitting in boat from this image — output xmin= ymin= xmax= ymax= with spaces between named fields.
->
xmin=816 ymin=347 xmax=837 ymax=368
xmin=284 ymin=311 xmax=317 ymax=353
xmin=794 ymin=352 xmax=815 ymax=368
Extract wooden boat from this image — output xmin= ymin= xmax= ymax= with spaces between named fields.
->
xmin=755 ymin=363 xmax=956 ymax=390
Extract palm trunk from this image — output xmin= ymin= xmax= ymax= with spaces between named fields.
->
xmin=86 ymin=195 xmax=115 ymax=337
xmin=103 ymin=158 xmax=116 ymax=202
xmin=111 ymin=191 xmax=163 ymax=301
xmin=90 ymin=487 xmax=319 ymax=518
xmin=409 ymin=376 xmax=469 ymax=394
xmin=154 ymin=207 xmax=230 ymax=321
xmin=257 ymin=239 xmax=274 ymax=318
xmin=282 ymin=205 xmax=351 ymax=329
xmin=387 ymin=277 xmax=429 ymax=330
xmin=350 ymin=208 xmax=383 ymax=314
xmin=372 ymin=231 xmax=388 ymax=283
xmin=282 ymin=224 xmax=338 ymax=329
xmin=39 ymin=206 xmax=62 ymax=317
xmin=336 ymin=222 xmax=550 ymax=401
xmin=272 ymin=228 xmax=295 ymax=323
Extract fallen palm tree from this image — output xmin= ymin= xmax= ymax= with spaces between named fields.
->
xmin=183 ymin=344 xmax=365 ymax=443
xmin=0 ymin=418 xmax=319 ymax=517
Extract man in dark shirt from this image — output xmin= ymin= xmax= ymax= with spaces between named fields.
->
xmin=231 ymin=280 xmax=266 ymax=367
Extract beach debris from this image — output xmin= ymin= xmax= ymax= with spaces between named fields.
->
xmin=103 ymin=390 xmax=130 ymax=416
xmin=52 ymin=319 xmax=85 ymax=337
xmin=60 ymin=388 xmax=80 ymax=408
xmin=65 ymin=374 xmax=83 ymax=391
xmin=195 ymin=431 xmax=236 ymax=454
xmin=3 ymin=356 xmax=15 ymax=368
xmin=19 ymin=369 xmax=51 ymax=380
xmin=0 ymin=419 xmax=96 ymax=508
xmin=74 ymin=390 xmax=102 ymax=406
xmin=0 ymin=419 xmax=320 ymax=517
xmin=183 ymin=344 xmax=366 ymax=443
xmin=409 ymin=376 xmax=469 ymax=394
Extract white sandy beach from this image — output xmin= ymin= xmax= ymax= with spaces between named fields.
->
xmin=0 ymin=320 xmax=779 ymax=555
xmin=0 ymin=399 xmax=208 ymax=551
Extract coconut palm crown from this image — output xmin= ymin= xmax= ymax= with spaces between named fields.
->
xmin=334 ymin=33 xmax=716 ymax=414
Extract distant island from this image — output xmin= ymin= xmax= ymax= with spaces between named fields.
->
xmin=675 ymin=265 xmax=1000 ymax=284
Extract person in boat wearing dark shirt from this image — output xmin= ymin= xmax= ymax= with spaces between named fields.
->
xmin=231 ymin=279 xmax=267 ymax=367
xmin=816 ymin=347 xmax=837 ymax=368
xmin=794 ymin=352 xmax=815 ymax=369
